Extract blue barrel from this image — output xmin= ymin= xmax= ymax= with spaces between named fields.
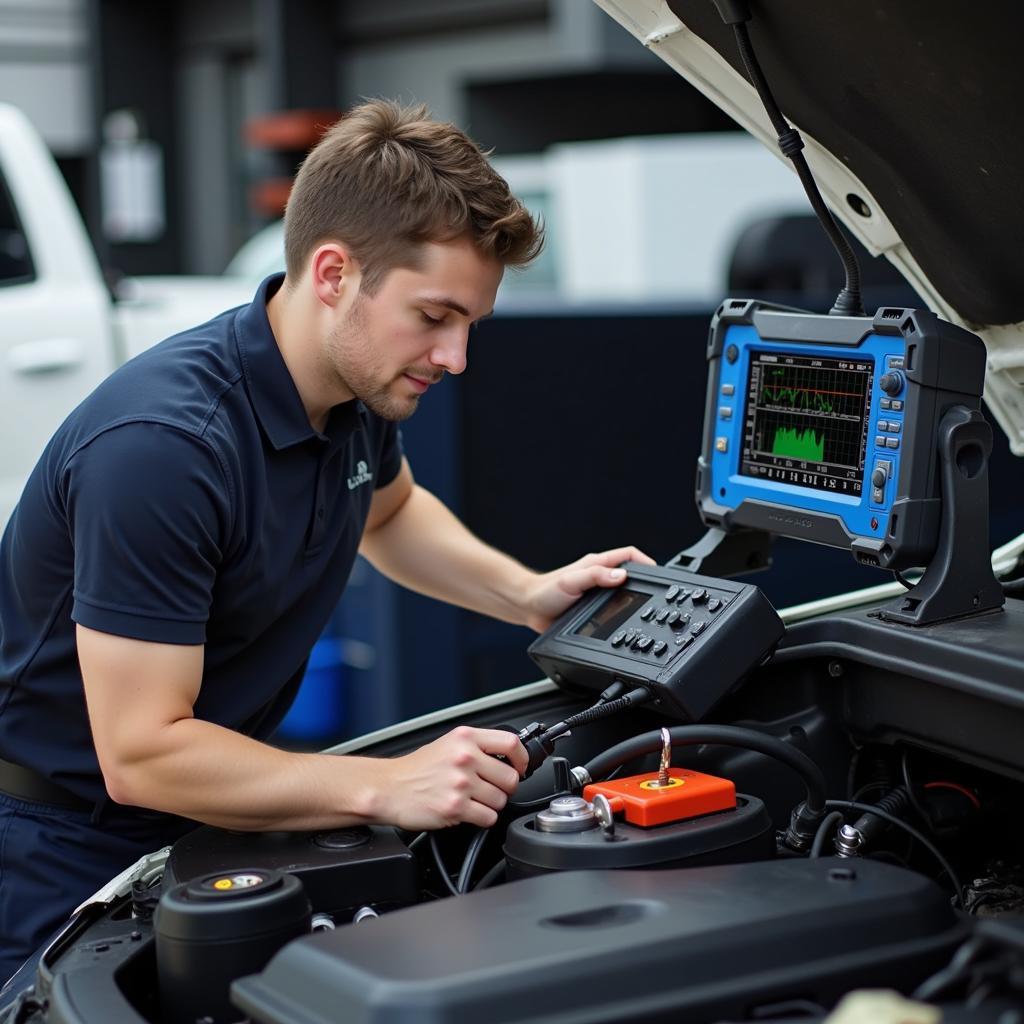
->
xmin=276 ymin=637 xmax=345 ymax=743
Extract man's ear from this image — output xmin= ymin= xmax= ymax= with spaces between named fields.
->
xmin=309 ymin=243 xmax=360 ymax=307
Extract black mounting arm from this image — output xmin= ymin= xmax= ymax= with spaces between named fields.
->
xmin=669 ymin=526 xmax=774 ymax=578
xmin=879 ymin=406 xmax=1004 ymax=626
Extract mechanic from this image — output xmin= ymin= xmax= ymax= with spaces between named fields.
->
xmin=0 ymin=99 xmax=653 ymax=981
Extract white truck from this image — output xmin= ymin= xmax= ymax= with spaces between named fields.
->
xmin=0 ymin=104 xmax=254 ymax=528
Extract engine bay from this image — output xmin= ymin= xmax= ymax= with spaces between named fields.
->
xmin=7 ymin=590 xmax=1024 ymax=1024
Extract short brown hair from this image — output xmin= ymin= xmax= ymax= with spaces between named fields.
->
xmin=283 ymin=99 xmax=543 ymax=292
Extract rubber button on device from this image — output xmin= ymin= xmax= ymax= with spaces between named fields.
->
xmin=640 ymin=605 xmax=655 ymax=621
xmin=610 ymin=631 xmax=627 ymax=647
xmin=877 ymin=420 xmax=889 ymax=432
xmin=691 ymin=621 xmax=707 ymax=637
xmin=719 ymin=407 xmax=732 ymax=420
xmin=666 ymin=610 xmax=681 ymax=626
xmin=886 ymin=438 xmax=900 ymax=449
xmin=707 ymin=598 xmax=722 ymax=613
xmin=623 ymin=630 xmax=637 ymax=646
xmin=636 ymin=636 xmax=654 ymax=652
xmin=675 ymin=634 xmax=694 ymax=649
xmin=891 ymin=400 xmax=903 ymax=411
xmin=872 ymin=488 xmax=884 ymax=503
xmin=655 ymin=608 xmax=670 ymax=624
xmin=722 ymin=383 xmax=735 ymax=396
xmin=665 ymin=585 xmax=680 ymax=601
xmin=691 ymin=588 xmax=708 ymax=604
xmin=880 ymin=398 xmax=892 ymax=410
xmin=676 ymin=589 xmax=691 ymax=604
xmin=652 ymin=641 xmax=668 ymax=656
xmin=888 ymin=421 xmax=901 ymax=433
xmin=875 ymin=436 xmax=887 ymax=448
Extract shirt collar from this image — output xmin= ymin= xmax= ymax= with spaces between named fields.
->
xmin=233 ymin=273 xmax=365 ymax=450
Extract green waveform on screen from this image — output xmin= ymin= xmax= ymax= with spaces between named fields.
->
xmin=772 ymin=425 xmax=825 ymax=461
xmin=761 ymin=385 xmax=835 ymax=413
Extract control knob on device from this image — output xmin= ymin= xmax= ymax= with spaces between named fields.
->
xmin=871 ymin=468 xmax=887 ymax=488
xmin=879 ymin=371 xmax=905 ymax=396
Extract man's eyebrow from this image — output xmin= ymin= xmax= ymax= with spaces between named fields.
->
xmin=421 ymin=296 xmax=493 ymax=320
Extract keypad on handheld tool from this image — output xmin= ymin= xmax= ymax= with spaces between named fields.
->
xmin=581 ymin=577 xmax=743 ymax=663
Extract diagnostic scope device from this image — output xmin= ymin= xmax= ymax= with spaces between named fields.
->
xmin=528 ymin=563 xmax=783 ymax=721
xmin=697 ymin=300 xmax=989 ymax=571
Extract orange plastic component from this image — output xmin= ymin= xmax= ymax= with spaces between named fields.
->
xmin=583 ymin=768 xmax=736 ymax=828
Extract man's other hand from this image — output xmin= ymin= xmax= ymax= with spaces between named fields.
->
xmin=371 ymin=726 xmax=528 ymax=830
xmin=519 ymin=546 xmax=656 ymax=633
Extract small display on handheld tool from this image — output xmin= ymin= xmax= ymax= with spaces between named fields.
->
xmin=699 ymin=300 xmax=988 ymax=571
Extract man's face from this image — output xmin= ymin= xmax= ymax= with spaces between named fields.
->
xmin=325 ymin=236 xmax=503 ymax=421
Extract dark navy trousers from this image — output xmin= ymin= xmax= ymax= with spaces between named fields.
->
xmin=0 ymin=793 xmax=187 ymax=987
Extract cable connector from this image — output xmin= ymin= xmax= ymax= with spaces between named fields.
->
xmin=516 ymin=721 xmax=567 ymax=778
xmin=554 ymin=687 xmax=652 ymax=734
xmin=777 ymin=128 xmax=804 ymax=159
xmin=829 ymin=287 xmax=866 ymax=318
xmin=834 ymin=823 xmax=862 ymax=857
xmin=784 ymin=800 xmax=827 ymax=853
xmin=517 ymin=687 xmax=654 ymax=777
xmin=597 ymin=679 xmax=630 ymax=705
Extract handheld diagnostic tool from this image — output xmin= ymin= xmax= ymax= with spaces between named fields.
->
xmin=528 ymin=563 xmax=783 ymax=721
xmin=697 ymin=300 xmax=989 ymax=572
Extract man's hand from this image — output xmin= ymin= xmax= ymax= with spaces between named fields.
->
xmin=370 ymin=726 xmax=529 ymax=830
xmin=519 ymin=546 xmax=657 ymax=633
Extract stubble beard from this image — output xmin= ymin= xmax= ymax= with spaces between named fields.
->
xmin=326 ymin=296 xmax=421 ymax=423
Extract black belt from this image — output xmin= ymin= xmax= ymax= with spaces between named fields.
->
xmin=0 ymin=757 xmax=92 ymax=812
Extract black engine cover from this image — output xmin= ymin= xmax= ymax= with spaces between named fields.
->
xmin=232 ymin=858 xmax=968 ymax=1024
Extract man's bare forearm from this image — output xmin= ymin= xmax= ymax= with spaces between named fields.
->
xmin=108 ymin=716 xmax=387 ymax=831
xmin=106 ymin=716 xmax=528 ymax=832
xmin=360 ymin=483 xmax=536 ymax=625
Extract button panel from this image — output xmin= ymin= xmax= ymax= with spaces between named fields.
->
xmin=869 ymin=354 xmax=904 ymax=510
xmin=534 ymin=564 xmax=786 ymax=721
xmin=574 ymin=578 xmax=740 ymax=665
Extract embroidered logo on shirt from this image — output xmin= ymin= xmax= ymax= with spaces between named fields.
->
xmin=347 ymin=460 xmax=373 ymax=491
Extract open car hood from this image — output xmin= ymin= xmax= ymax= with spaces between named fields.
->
xmin=593 ymin=0 xmax=1024 ymax=454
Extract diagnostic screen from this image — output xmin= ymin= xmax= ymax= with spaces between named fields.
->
xmin=574 ymin=588 xmax=649 ymax=640
xmin=740 ymin=352 xmax=873 ymax=495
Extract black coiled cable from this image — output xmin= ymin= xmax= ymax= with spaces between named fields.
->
xmin=582 ymin=724 xmax=827 ymax=815
xmin=714 ymin=3 xmax=864 ymax=316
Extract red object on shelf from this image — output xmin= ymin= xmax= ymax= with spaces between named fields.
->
xmin=249 ymin=178 xmax=295 ymax=218
xmin=245 ymin=109 xmax=342 ymax=150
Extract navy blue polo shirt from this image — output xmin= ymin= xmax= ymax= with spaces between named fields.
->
xmin=0 ymin=273 xmax=403 ymax=812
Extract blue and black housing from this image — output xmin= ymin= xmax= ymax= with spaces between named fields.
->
xmin=697 ymin=299 xmax=988 ymax=571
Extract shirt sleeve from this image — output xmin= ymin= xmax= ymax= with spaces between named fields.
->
xmin=65 ymin=423 xmax=232 ymax=645
xmin=374 ymin=421 xmax=404 ymax=490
